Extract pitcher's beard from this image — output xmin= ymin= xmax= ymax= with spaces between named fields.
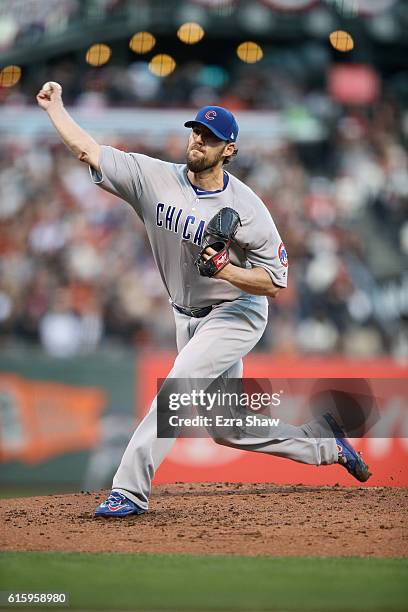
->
xmin=186 ymin=149 xmax=224 ymax=173
xmin=187 ymin=157 xmax=213 ymax=173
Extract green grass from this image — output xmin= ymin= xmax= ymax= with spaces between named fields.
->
xmin=0 ymin=489 xmax=67 ymax=499
xmin=0 ymin=552 xmax=407 ymax=611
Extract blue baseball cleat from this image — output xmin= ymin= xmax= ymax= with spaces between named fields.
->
xmin=323 ymin=413 xmax=372 ymax=482
xmin=95 ymin=491 xmax=146 ymax=517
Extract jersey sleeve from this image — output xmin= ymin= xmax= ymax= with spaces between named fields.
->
xmin=241 ymin=202 xmax=288 ymax=289
xmin=89 ymin=145 xmax=144 ymax=217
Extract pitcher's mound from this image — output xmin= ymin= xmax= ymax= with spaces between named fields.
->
xmin=1 ymin=483 xmax=407 ymax=557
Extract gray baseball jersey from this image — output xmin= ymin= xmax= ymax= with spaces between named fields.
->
xmin=90 ymin=146 xmax=288 ymax=307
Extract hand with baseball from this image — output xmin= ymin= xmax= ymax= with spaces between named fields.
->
xmin=36 ymin=81 xmax=63 ymax=111
xmin=37 ymin=80 xmax=100 ymax=170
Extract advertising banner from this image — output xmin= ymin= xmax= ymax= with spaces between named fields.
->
xmin=0 ymin=374 xmax=105 ymax=464
xmin=138 ymin=353 xmax=408 ymax=487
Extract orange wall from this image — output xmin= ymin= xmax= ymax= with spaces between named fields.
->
xmin=138 ymin=353 xmax=408 ymax=487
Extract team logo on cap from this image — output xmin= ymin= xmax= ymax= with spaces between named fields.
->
xmin=205 ymin=109 xmax=217 ymax=120
xmin=278 ymin=242 xmax=288 ymax=267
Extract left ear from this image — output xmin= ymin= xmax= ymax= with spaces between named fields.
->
xmin=223 ymin=142 xmax=235 ymax=159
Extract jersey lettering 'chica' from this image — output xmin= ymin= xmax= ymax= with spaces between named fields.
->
xmin=90 ymin=146 xmax=288 ymax=308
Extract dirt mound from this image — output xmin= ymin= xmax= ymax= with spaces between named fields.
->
xmin=1 ymin=483 xmax=407 ymax=557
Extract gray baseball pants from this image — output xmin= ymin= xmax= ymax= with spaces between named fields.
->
xmin=112 ymin=294 xmax=338 ymax=510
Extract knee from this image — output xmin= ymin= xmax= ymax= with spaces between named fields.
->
xmin=170 ymin=356 xmax=202 ymax=380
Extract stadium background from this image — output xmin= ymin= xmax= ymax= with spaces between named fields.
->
xmin=0 ymin=0 xmax=407 ymax=494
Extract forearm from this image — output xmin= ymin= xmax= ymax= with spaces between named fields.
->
xmin=217 ymin=264 xmax=281 ymax=298
xmin=47 ymin=104 xmax=100 ymax=169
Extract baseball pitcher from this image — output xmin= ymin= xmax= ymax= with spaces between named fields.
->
xmin=37 ymin=83 xmax=371 ymax=517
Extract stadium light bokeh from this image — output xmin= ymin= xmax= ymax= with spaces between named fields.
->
xmin=0 ymin=64 xmax=21 ymax=87
xmin=129 ymin=32 xmax=156 ymax=55
xmin=236 ymin=41 xmax=264 ymax=64
xmin=329 ymin=30 xmax=354 ymax=51
xmin=149 ymin=54 xmax=177 ymax=77
xmin=177 ymin=22 xmax=205 ymax=45
xmin=85 ymin=44 xmax=112 ymax=67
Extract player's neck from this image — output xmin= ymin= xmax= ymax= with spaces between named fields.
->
xmin=187 ymin=167 xmax=224 ymax=192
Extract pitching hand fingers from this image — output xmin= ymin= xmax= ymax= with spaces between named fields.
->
xmin=202 ymin=247 xmax=217 ymax=261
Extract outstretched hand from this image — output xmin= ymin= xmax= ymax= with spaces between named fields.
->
xmin=36 ymin=82 xmax=63 ymax=111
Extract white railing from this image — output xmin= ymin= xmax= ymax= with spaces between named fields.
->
xmin=0 ymin=106 xmax=325 ymax=142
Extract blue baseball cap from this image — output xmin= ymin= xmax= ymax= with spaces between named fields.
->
xmin=184 ymin=106 xmax=239 ymax=142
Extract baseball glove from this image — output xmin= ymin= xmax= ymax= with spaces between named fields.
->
xmin=195 ymin=207 xmax=241 ymax=277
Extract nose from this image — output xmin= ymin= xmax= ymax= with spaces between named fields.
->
xmin=194 ymin=130 xmax=204 ymax=145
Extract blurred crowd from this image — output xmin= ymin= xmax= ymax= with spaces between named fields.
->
xmin=2 ymin=47 xmax=328 ymax=113
xmin=0 ymin=0 xmax=131 ymax=53
xmin=0 ymin=94 xmax=407 ymax=359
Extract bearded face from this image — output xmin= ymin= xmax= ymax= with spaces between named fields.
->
xmin=186 ymin=145 xmax=226 ymax=172
xmin=186 ymin=126 xmax=228 ymax=173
